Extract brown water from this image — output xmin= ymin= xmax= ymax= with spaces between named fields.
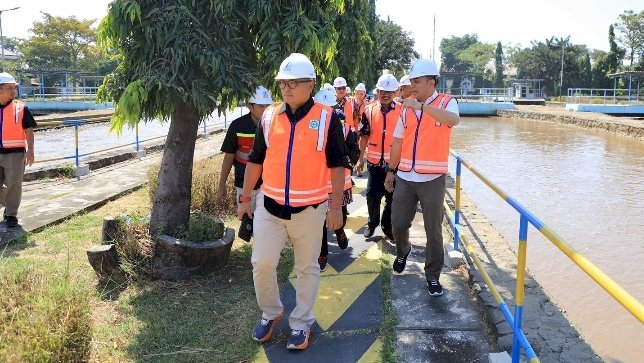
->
xmin=449 ymin=117 xmax=643 ymax=363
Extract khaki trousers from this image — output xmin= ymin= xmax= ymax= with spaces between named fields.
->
xmin=0 ymin=152 xmax=25 ymax=217
xmin=251 ymin=193 xmax=327 ymax=330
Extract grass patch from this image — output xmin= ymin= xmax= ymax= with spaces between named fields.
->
xmin=1 ymin=152 xmax=299 ymax=361
xmin=379 ymin=254 xmax=397 ymax=362
xmin=0 ymin=262 xmax=92 ymax=362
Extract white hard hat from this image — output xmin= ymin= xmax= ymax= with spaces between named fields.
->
xmin=355 ymin=83 xmax=366 ymax=92
xmin=275 ymin=53 xmax=316 ymax=80
xmin=399 ymin=75 xmax=411 ymax=86
xmin=249 ymin=86 xmax=273 ymax=105
xmin=313 ymin=89 xmax=337 ymax=107
xmin=322 ymin=83 xmax=334 ymax=92
xmin=409 ymin=59 xmax=440 ymax=78
xmin=333 ymin=77 xmax=347 ymax=87
xmin=376 ymin=74 xmax=400 ymax=92
xmin=0 ymin=72 xmax=18 ymax=85
xmin=346 ymin=86 xmax=351 ymax=94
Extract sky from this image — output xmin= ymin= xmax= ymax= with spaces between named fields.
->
xmin=2 ymin=0 xmax=642 ymax=67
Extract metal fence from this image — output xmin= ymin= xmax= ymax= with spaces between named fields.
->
xmin=567 ymin=88 xmax=644 ymax=105
xmin=447 ymin=149 xmax=644 ymax=363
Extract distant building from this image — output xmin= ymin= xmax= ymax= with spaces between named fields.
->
xmin=0 ymin=46 xmax=20 ymax=61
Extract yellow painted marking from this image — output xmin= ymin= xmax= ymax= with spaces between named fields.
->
xmin=290 ymin=263 xmax=338 ymax=279
xmin=344 ymin=204 xmax=369 ymax=238
xmin=357 ymin=338 xmax=383 ymax=363
xmin=341 ymin=242 xmax=382 ymax=275
xmin=251 ymin=346 xmax=269 ymax=363
xmin=307 ymin=270 xmax=379 ymax=330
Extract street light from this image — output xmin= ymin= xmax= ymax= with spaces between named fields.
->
xmin=0 ymin=6 xmax=20 ymax=72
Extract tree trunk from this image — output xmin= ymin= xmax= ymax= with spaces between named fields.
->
xmin=149 ymin=102 xmax=200 ymax=236
xmin=87 ymin=244 xmax=122 ymax=279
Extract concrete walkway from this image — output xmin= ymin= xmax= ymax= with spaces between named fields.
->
xmin=1 ymin=133 xmax=496 ymax=362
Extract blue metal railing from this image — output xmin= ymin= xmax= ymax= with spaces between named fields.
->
xmin=447 ymin=149 xmax=644 ymax=363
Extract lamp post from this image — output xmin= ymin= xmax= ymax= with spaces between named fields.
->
xmin=0 ymin=6 xmax=20 ymax=72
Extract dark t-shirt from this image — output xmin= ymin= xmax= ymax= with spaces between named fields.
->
xmin=0 ymin=101 xmax=37 ymax=154
xmin=248 ymin=98 xmax=348 ymax=219
xmin=220 ymin=113 xmax=261 ymax=189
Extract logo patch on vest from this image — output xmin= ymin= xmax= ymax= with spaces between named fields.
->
xmin=309 ymin=120 xmax=320 ymax=129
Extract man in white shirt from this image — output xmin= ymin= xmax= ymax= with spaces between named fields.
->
xmin=384 ymin=59 xmax=459 ymax=296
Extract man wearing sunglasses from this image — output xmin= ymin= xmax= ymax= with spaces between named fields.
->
xmin=238 ymin=53 xmax=347 ymax=351
xmin=0 ymin=72 xmax=36 ymax=228
xmin=357 ymin=74 xmax=401 ymax=241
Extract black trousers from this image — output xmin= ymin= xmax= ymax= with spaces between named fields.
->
xmin=320 ymin=205 xmax=348 ymax=258
xmin=366 ymin=163 xmax=393 ymax=230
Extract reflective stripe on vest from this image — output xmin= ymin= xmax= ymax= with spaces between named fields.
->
xmin=1 ymin=100 xmax=26 ymax=149
xmin=260 ymin=102 xmax=333 ymax=207
xmin=365 ymin=102 xmax=401 ymax=165
xmin=234 ymin=132 xmax=255 ymax=165
xmin=398 ymin=94 xmax=453 ymax=174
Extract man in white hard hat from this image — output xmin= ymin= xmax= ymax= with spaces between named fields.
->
xmin=357 ymin=74 xmax=401 ymax=240
xmin=218 ymin=86 xmax=273 ymax=211
xmin=397 ymin=75 xmax=413 ymax=102
xmin=332 ymin=76 xmax=356 ymax=130
xmin=239 ymin=53 xmax=346 ymax=350
xmin=384 ymin=59 xmax=459 ymax=297
xmin=0 ymin=72 xmax=36 ymax=228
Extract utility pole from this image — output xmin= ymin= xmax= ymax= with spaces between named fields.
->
xmin=0 ymin=6 xmax=21 ymax=72
xmin=559 ymin=36 xmax=569 ymax=97
xmin=432 ymin=14 xmax=436 ymax=60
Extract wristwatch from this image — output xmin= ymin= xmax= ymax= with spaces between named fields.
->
xmin=384 ymin=165 xmax=395 ymax=173
xmin=239 ymin=194 xmax=252 ymax=203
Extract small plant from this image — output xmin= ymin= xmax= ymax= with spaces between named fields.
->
xmin=174 ymin=213 xmax=225 ymax=242
xmin=113 ymin=213 xmax=154 ymax=279
xmin=58 ymin=162 xmax=77 ymax=178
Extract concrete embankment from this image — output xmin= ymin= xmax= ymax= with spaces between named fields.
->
xmin=445 ymin=176 xmax=603 ymax=363
xmin=498 ymin=105 xmax=643 ymax=140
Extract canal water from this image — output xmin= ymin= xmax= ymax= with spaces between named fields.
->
xmin=27 ymin=107 xmax=246 ymax=170
xmin=449 ymin=116 xmax=643 ymax=363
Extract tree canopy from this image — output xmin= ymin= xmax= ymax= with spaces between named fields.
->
xmin=21 ymin=13 xmax=98 ymax=71
xmin=614 ymin=10 xmax=644 ymax=68
xmin=97 ymin=0 xmax=378 ymax=235
xmin=374 ymin=17 xmax=419 ymax=78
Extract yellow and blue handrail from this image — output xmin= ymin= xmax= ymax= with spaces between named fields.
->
xmin=448 ymin=149 xmax=644 ymax=363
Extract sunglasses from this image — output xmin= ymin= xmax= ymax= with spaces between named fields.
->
xmin=335 ymin=86 xmax=346 ymax=90
xmin=278 ymin=79 xmax=312 ymax=90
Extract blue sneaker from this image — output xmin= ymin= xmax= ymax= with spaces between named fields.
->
xmin=252 ymin=312 xmax=283 ymax=343
xmin=287 ymin=329 xmax=311 ymax=350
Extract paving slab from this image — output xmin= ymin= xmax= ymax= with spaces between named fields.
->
xmin=396 ymin=329 xmax=491 ymax=363
xmin=393 ymin=272 xmax=484 ymax=331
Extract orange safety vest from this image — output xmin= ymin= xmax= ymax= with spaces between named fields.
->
xmin=341 ymin=96 xmax=356 ymax=131
xmin=364 ymin=102 xmax=402 ymax=165
xmin=1 ymin=100 xmax=26 ymax=149
xmin=260 ymin=102 xmax=333 ymax=207
xmin=234 ymin=132 xmax=255 ymax=165
xmin=398 ymin=94 xmax=454 ymax=174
